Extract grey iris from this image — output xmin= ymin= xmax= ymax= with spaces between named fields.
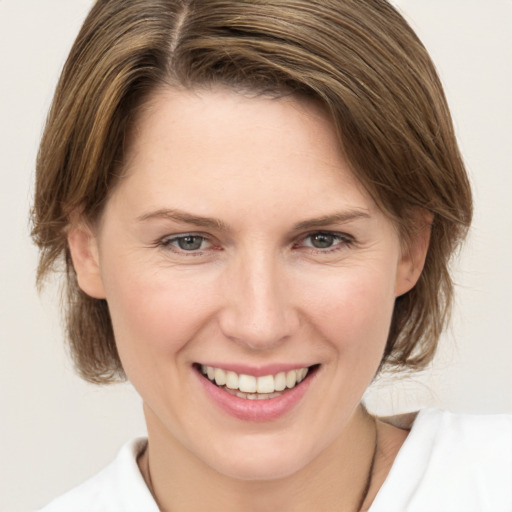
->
xmin=178 ymin=236 xmax=203 ymax=251
xmin=311 ymin=233 xmax=335 ymax=249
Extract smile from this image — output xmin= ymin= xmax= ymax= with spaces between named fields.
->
xmin=199 ymin=365 xmax=312 ymax=400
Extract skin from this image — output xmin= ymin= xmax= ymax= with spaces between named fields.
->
xmin=68 ymin=87 xmax=428 ymax=511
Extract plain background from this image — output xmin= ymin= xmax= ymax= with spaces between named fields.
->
xmin=1 ymin=1 xmax=511 ymax=510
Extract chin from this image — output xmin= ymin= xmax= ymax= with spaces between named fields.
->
xmin=203 ymin=438 xmax=314 ymax=482
xmin=214 ymin=458 xmax=305 ymax=482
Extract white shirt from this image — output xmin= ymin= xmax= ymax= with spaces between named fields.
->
xmin=40 ymin=409 xmax=512 ymax=512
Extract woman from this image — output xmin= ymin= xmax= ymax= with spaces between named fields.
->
xmin=32 ymin=0 xmax=511 ymax=511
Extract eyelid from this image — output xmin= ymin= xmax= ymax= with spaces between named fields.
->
xmin=295 ymin=230 xmax=355 ymax=251
xmin=154 ymin=230 xmax=355 ymax=255
xmin=158 ymin=232 xmax=215 ymax=252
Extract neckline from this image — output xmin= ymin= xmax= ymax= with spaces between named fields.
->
xmin=367 ymin=409 xmax=433 ymax=511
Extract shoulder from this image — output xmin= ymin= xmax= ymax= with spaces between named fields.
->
xmin=370 ymin=409 xmax=512 ymax=512
xmin=409 ymin=408 xmax=512 ymax=475
xmin=409 ymin=407 xmax=512 ymax=448
xmin=39 ymin=438 xmax=158 ymax=512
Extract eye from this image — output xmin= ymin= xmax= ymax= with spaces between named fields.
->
xmin=161 ymin=234 xmax=212 ymax=252
xmin=299 ymin=231 xmax=353 ymax=250
xmin=308 ymin=232 xmax=337 ymax=249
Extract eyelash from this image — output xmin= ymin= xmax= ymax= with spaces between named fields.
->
xmin=294 ymin=231 xmax=355 ymax=253
xmin=157 ymin=231 xmax=355 ymax=256
xmin=158 ymin=233 xmax=215 ymax=254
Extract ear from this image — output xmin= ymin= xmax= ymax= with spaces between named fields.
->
xmin=395 ymin=212 xmax=432 ymax=297
xmin=67 ymin=222 xmax=106 ymax=299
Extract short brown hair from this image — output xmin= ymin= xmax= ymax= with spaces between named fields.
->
xmin=32 ymin=0 xmax=472 ymax=383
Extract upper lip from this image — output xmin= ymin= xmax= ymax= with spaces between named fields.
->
xmin=195 ymin=362 xmax=315 ymax=377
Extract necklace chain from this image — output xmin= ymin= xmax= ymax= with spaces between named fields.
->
xmin=140 ymin=416 xmax=379 ymax=512
xmin=356 ymin=415 xmax=379 ymax=512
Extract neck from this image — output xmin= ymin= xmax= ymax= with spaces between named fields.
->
xmin=140 ymin=404 xmax=379 ymax=512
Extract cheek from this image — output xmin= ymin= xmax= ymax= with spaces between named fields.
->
xmin=300 ymin=264 xmax=397 ymax=357
xmin=101 ymin=259 xmax=218 ymax=373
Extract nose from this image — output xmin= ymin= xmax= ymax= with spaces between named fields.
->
xmin=217 ymin=250 xmax=299 ymax=350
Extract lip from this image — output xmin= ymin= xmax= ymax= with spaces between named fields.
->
xmin=194 ymin=364 xmax=317 ymax=422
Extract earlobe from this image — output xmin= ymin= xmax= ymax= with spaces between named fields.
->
xmin=395 ymin=214 xmax=432 ymax=297
xmin=67 ymin=224 xmax=106 ymax=299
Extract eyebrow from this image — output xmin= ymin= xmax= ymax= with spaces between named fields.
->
xmin=291 ymin=210 xmax=371 ymax=231
xmin=136 ymin=208 xmax=370 ymax=232
xmin=136 ymin=208 xmax=231 ymax=231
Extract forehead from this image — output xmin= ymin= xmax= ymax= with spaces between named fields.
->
xmin=111 ymin=86 xmax=377 ymax=224
xmin=128 ymin=87 xmax=337 ymax=158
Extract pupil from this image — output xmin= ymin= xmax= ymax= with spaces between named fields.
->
xmin=178 ymin=236 xmax=202 ymax=250
xmin=312 ymin=233 xmax=334 ymax=249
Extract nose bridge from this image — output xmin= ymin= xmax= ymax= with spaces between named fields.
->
xmin=219 ymin=247 xmax=297 ymax=349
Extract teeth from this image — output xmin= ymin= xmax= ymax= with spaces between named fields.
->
xmin=200 ymin=365 xmax=311 ymax=396
xmin=257 ymin=375 xmax=275 ymax=394
xmin=286 ymin=370 xmax=297 ymax=388
xmin=239 ymin=374 xmax=257 ymax=393
xmin=225 ymin=371 xmax=239 ymax=390
xmin=274 ymin=372 xmax=286 ymax=391
xmin=225 ymin=388 xmax=284 ymax=400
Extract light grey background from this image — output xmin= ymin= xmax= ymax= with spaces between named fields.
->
xmin=1 ymin=1 xmax=511 ymax=510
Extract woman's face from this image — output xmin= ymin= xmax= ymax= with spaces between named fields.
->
xmin=72 ymin=88 xmax=421 ymax=480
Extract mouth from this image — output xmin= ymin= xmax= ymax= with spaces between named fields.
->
xmin=195 ymin=363 xmax=319 ymax=400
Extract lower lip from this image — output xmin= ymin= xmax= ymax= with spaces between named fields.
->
xmin=195 ymin=368 xmax=315 ymax=422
